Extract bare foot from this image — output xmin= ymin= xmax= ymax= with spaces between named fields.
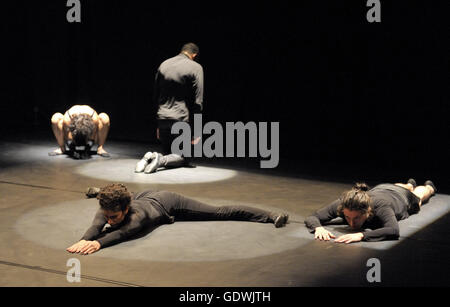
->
xmin=97 ymin=147 xmax=110 ymax=157
xmin=48 ymin=148 xmax=65 ymax=156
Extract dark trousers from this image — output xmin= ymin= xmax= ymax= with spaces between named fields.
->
xmin=158 ymin=119 xmax=179 ymax=155
xmin=156 ymin=191 xmax=274 ymax=224
xmin=157 ymin=119 xmax=193 ymax=167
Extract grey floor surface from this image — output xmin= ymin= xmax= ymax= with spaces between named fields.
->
xmin=1 ymin=136 xmax=450 ymax=287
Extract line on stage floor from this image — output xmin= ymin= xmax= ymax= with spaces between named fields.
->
xmin=0 ymin=180 xmax=83 ymax=194
xmin=0 ymin=259 xmax=143 ymax=287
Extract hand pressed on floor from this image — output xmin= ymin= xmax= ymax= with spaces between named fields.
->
xmin=66 ymin=240 xmax=101 ymax=255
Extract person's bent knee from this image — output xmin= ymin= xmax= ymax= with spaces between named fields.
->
xmin=51 ymin=113 xmax=63 ymax=125
xmin=98 ymin=113 xmax=110 ymax=126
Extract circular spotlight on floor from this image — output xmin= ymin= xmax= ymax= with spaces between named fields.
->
xmin=74 ymin=159 xmax=237 ymax=184
xmin=15 ymin=198 xmax=307 ymax=262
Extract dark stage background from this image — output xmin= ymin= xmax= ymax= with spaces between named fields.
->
xmin=2 ymin=1 xmax=449 ymax=189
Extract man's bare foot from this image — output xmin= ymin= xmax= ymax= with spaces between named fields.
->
xmin=97 ymin=147 xmax=110 ymax=157
xmin=48 ymin=148 xmax=65 ymax=156
xmin=425 ymin=180 xmax=437 ymax=195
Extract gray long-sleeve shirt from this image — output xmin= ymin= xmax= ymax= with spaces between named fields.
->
xmin=80 ymin=191 xmax=172 ymax=247
xmin=154 ymin=53 xmax=204 ymax=122
xmin=304 ymin=184 xmax=416 ymax=242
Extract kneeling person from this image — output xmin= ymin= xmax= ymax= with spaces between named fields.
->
xmin=50 ymin=105 xmax=110 ymax=158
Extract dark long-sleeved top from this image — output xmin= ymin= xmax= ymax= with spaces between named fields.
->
xmin=304 ymin=184 xmax=415 ymax=242
xmin=80 ymin=191 xmax=172 ymax=248
xmin=153 ymin=53 xmax=204 ymax=123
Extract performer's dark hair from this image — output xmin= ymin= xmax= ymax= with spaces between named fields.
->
xmin=181 ymin=42 xmax=199 ymax=55
xmin=97 ymin=183 xmax=131 ymax=212
xmin=337 ymin=183 xmax=372 ymax=217
xmin=68 ymin=114 xmax=95 ymax=146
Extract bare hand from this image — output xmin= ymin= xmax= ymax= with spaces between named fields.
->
xmin=66 ymin=240 xmax=88 ymax=253
xmin=191 ymin=136 xmax=201 ymax=145
xmin=334 ymin=233 xmax=364 ymax=244
xmin=66 ymin=240 xmax=101 ymax=255
xmin=314 ymin=227 xmax=336 ymax=241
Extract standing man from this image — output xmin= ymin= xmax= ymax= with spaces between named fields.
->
xmin=135 ymin=43 xmax=204 ymax=173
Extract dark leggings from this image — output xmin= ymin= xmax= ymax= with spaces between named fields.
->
xmin=156 ymin=191 xmax=274 ymax=224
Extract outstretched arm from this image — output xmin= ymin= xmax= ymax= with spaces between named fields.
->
xmin=92 ymin=212 xmax=146 ymax=248
xmin=360 ymin=207 xmax=400 ymax=242
xmin=66 ymin=209 xmax=106 ymax=255
xmin=335 ymin=205 xmax=400 ymax=244
xmin=80 ymin=209 xmax=107 ymax=241
xmin=305 ymin=199 xmax=340 ymax=240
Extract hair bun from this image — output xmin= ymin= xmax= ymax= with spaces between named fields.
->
xmin=353 ymin=182 xmax=369 ymax=192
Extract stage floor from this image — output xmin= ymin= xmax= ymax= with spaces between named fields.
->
xmin=1 ymin=135 xmax=449 ymax=287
